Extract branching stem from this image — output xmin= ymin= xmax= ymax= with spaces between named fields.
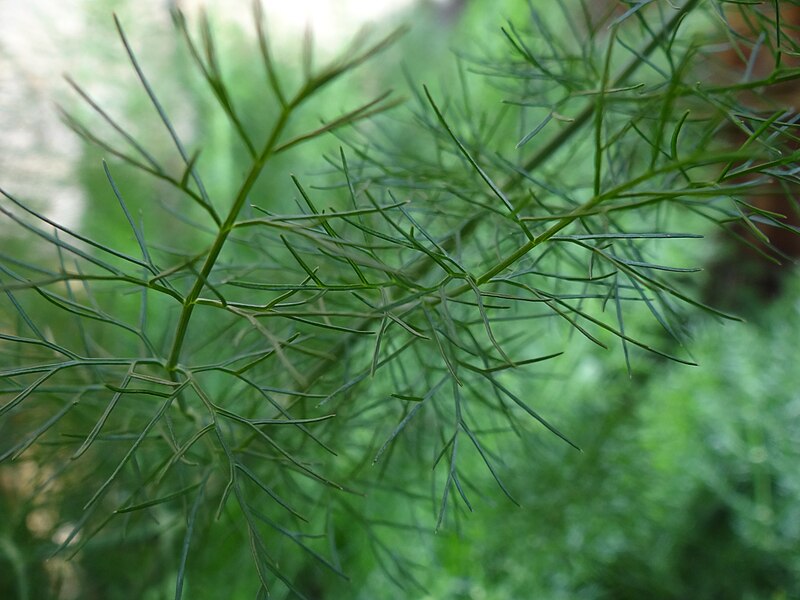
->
xmin=166 ymin=109 xmax=292 ymax=371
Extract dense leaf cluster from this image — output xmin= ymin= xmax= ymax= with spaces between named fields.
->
xmin=2 ymin=1 xmax=799 ymax=597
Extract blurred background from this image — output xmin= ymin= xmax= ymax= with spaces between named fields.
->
xmin=0 ymin=0 xmax=457 ymax=229
xmin=1 ymin=1 xmax=799 ymax=598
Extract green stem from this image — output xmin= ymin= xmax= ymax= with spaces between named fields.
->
xmin=459 ymin=149 xmax=747 ymax=291
xmin=301 ymin=0 xmax=702 ymax=387
xmin=166 ymin=110 xmax=291 ymax=371
xmin=0 ymin=536 xmax=28 ymax=600
xmin=448 ymin=0 xmax=702 ymax=249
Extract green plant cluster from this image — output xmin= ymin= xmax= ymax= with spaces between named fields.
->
xmin=1 ymin=0 xmax=799 ymax=597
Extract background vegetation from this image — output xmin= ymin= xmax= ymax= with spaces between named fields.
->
xmin=1 ymin=0 xmax=799 ymax=598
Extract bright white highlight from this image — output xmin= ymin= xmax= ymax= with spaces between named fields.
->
xmin=180 ymin=0 xmax=420 ymax=49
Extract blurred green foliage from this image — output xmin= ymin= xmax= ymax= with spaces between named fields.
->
xmin=302 ymin=276 xmax=800 ymax=599
xmin=2 ymin=0 xmax=800 ymax=598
